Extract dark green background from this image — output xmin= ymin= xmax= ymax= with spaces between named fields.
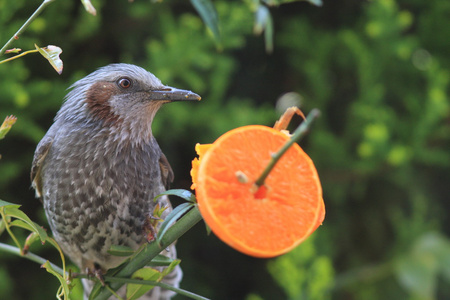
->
xmin=0 ymin=0 xmax=449 ymax=299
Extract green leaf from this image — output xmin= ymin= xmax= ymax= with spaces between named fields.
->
xmin=394 ymin=232 xmax=450 ymax=298
xmin=81 ymin=0 xmax=97 ymax=16
xmin=41 ymin=261 xmax=70 ymax=300
xmin=254 ymin=5 xmax=270 ymax=35
xmin=107 ymin=245 xmax=135 ymax=257
xmin=304 ymin=0 xmax=322 ymax=6
xmin=147 ymin=254 xmax=175 ymax=267
xmin=23 ymin=231 xmax=41 ymax=253
xmin=5 ymin=48 xmax=22 ymax=54
xmin=126 ymin=268 xmax=160 ymax=300
xmin=0 ymin=219 xmax=5 ymax=236
xmin=205 ymin=222 xmax=212 ymax=236
xmin=264 ymin=0 xmax=322 ymax=6
xmin=190 ymin=0 xmax=220 ymax=43
xmin=161 ymin=259 xmax=181 ymax=277
xmin=156 ymin=203 xmax=194 ymax=245
xmin=35 ymin=44 xmax=63 ymax=75
xmin=154 ymin=189 xmax=197 ymax=203
xmin=10 ymin=219 xmax=48 ymax=243
xmin=4 ymin=206 xmax=48 ymax=243
xmin=395 ymin=255 xmax=436 ymax=298
xmin=0 ymin=199 xmax=20 ymax=209
xmin=88 ymin=283 xmax=101 ymax=300
xmin=0 ymin=116 xmax=17 ymax=140
xmin=263 ymin=9 xmax=273 ymax=53
xmin=253 ymin=5 xmax=274 ymax=53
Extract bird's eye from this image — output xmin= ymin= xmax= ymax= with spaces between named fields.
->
xmin=118 ymin=77 xmax=132 ymax=89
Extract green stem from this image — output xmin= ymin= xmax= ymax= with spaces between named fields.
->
xmin=0 ymin=218 xmax=6 ymax=236
xmin=82 ymin=276 xmax=209 ymax=300
xmin=0 ymin=49 xmax=39 ymax=64
xmin=0 ymin=0 xmax=57 ymax=56
xmin=254 ymin=109 xmax=321 ymax=187
xmin=0 ymin=208 xmax=22 ymax=251
xmin=0 ymin=242 xmax=65 ymax=275
xmin=92 ymin=206 xmax=203 ymax=300
xmin=105 ymin=285 xmax=123 ymax=300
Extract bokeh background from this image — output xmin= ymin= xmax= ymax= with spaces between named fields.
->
xmin=1 ymin=0 xmax=449 ymax=299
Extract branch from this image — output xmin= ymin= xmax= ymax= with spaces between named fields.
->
xmin=0 ymin=242 xmax=65 ymax=275
xmin=0 ymin=0 xmax=57 ymax=56
xmin=74 ymin=275 xmax=209 ymax=300
xmin=92 ymin=206 xmax=203 ymax=300
xmin=255 ymin=109 xmax=321 ymax=187
xmin=0 ymin=49 xmax=39 ymax=64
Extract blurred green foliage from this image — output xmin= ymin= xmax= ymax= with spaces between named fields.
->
xmin=0 ymin=0 xmax=449 ymax=299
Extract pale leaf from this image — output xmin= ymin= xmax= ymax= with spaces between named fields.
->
xmin=35 ymin=44 xmax=63 ymax=75
xmin=81 ymin=0 xmax=97 ymax=16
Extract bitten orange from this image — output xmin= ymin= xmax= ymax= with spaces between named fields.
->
xmin=192 ymin=125 xmax=325 ymax=258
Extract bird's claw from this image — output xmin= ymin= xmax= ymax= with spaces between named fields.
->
xmin=86 ymin=265 xmax=105 ymax=286
xmin=143 ymin=204 xmax=168 ymax=243
xmin=143 ymin=220 xmax=158 ymax=243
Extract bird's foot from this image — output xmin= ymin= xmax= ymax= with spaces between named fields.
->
xmin=143 ymin=217 xmax=158 ymax=243
xmin=86 ymin=264 xmax=105 ymax=286
xmin=143 ymin=204 xmax=168 ymax=243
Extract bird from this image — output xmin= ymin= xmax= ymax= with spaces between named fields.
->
xmin=31 ymin=63 xmax=200 ymax=299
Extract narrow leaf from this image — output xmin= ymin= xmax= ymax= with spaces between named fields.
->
xmin=147 ymin=254 xmax=175 ymax=267
xmin=81 ymin=0 xmax=97 ymax=16
xmin=156 ymin=203 xmax=193 ymax=245
xmin=264 ymin=0 xmax=322 ymax=6
xmin=10 ymin=219 xmax=48 ymax=244
xmin=88 ymin=283 xmax=102 ymax=300
xmin=35 ymin=44 xmax=63 ymax=74
xmin=0 ymin=219 xmax=5 ymax=236
xmin=305 ymin=0 xmax=322 ymax=6
xmin=190 ymin=0 xmax=220 ymax=42
xmin=263 ymin=11 xmax=274 ymax=53
xmin=0 ymin=116 xmax=17 ymax=140
xmin=253 ymin=5 xmax=274 ymax=53
xmin=4 ymin=206 xmax=48 ymax=242
xmin=0 ymin=199 xmax=20 ymax=209
xmin=155 ymin=189 xmax=197 ymax=203
xmin=254 ymin=5 xmax=270 ymax=35
xmin=42 ymin=261 xmax=70 ymax=300
xmin=108 ymin=245 xmax=135 ymax=257
xmin=5 ymin=48 xmax=22 ymax=54
xmin=161 ymin=259 xmax=181 ymax=277
xmin=23 ymin=231 xmax=41 ymax=253
xmin=127 ymin=268 xmax=160 ymax=300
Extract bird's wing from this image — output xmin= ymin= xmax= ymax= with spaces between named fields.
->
xmin=159 ymin=152 xmax=174 ymax=190
xmin=31 ymin=136 xmax=53 ymax=199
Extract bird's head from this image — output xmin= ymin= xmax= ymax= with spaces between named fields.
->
xmin=57 ymin=63 xmax=200 ymax=143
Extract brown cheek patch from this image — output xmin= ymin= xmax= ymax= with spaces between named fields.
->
xmin=85 ymin=81 xmax=122 ymax=125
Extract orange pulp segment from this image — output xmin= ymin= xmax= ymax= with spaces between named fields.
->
xmin=194 ymin=125 xmax=325 ymax=258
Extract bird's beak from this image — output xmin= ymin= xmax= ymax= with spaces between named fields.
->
xmin=147 ymin=87 xmax=201 ymax=102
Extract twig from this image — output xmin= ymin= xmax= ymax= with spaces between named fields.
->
xmin=106 ymin=277 xmax=209 ymax=300
xmin=75 ymin=274 xmax=210 ymax=300
xmin=92 ymin=206 xmax=203 ymax=300
xmin=0 ymin=242 xmax=65 ymax=275
xmin=255 ymin=109 xmax=321 ymax=187
xmin=0 ymin=49 xmax=39 ymax=64
xmin=0 ymin=0 xmax=57 ymax=56
xmin=0 ymin=209 xmax=22 ymax=251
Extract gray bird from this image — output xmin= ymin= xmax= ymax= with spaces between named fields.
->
xmin=31 ymin=63 xmax=200 ymax=299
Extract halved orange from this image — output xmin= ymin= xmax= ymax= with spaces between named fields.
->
xmin=192 ymin=125 xmax=325 ymax=258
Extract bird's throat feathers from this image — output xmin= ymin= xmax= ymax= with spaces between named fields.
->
xmin=57 ymin=81 xmax=161 ymax=147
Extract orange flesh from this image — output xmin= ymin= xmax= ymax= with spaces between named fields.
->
xmin=195 ymin=125 xmax=325 ymax=257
